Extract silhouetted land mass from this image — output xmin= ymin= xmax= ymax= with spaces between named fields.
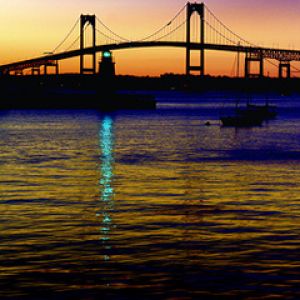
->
xmin=0 ymin=74 xmax=298 ymax=109
xmin=117 ymin=74 xmax=299 ymax=94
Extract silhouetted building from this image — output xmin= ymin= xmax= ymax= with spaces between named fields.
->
xmin=99 ymin=51 xmax=115 ymax=78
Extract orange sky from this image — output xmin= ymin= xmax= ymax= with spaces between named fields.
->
xmin=1 ymin=0 xmax=300 ymax=77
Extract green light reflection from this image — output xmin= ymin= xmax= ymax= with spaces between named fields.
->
xmin=99 ymin=115 xmax=114 ymax=262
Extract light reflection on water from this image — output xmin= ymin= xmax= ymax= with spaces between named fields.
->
xmin=0 ymin=94 xmax=300 ymax=299
xmin=99 ymin=116 xmax=114 ymax=263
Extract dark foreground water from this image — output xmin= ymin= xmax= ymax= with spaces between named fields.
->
xmin=1 ymin=92 xmax=300 ymax=299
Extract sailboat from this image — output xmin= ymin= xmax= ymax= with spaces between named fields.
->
xmin=244 ymin=102 xmax=277 ymax=120
xmin=221 ymin=97 xmax=277 ymax=127
xmin=221 ymin=91 xmax=280 ymax=127
xmin=220 ymin=49 xmax=264 ymax=127
xmin=220 ymin=110 xmax=264 ymax=127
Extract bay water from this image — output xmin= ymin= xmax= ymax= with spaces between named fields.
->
xmin=1 ymin=92 xmax=300 ymax=299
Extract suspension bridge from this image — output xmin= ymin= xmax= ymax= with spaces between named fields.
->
xmin=0 ymin=2 xmax=299 ymax=78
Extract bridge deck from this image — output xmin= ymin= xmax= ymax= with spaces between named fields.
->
xmin=1 ymin=42 xmax=300 ymax=72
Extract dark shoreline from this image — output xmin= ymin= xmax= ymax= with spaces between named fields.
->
xmin=0 ymin=74 xmax=299 ymax=109
xmin=1 ymin=74 xmax=299 ymax=92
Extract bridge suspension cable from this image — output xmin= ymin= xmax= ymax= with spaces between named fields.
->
xmin=204 ymin=21 xmax=237 ymax=46
xmin=291 ymin=64 xmax=300 ymax=73
xmin=150 ymin=20 xmax=187 ymax=42
xmin=96 ymin=28 xmax=124 ymax=44
xmin=204 ymin=4 xmax=255 ymax=47
xmin=64 ymin=35 xmax=81 ymax=52
xmin=96 ymin=17 xmax=131 ymax=43
xmin=52 ymin=18 xmax=80 ymax=53
xmin=139 ymin=4 xmax=186 ymax=42
xmin=63 ymin=25 xmax=90 ymax=52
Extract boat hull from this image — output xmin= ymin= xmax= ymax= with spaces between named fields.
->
xmin=221 ymin=116 xmax=263 ymax=127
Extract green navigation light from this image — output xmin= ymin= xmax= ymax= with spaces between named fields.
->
xmin=103 ymin=51 xmax=112 ymax=58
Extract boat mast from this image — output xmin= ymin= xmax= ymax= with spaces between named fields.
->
xmin=236 ymin=42 xmax=240 ymax=78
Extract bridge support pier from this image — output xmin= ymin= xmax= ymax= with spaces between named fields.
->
xmin=245 ymin=52 xmax=264 ymax=78
xmin=44 ymin=60 xmax=59 ymax=75
xmin=31 ymin=66 xmax=41 ymax=76
xmin=279 ymin=61 xmax=291 ymax=79
xmin=14 ymin=70 xmax=23 ymax=76
xmin=186 ymin=3 xmax=205 ymax=76
xmin=2 ymin=70 xmax=10 ymax=76
xmin=80 ymin=15 xmax=96 ymax=75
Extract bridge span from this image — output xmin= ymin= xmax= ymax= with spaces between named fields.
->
xmin=0 ymin=2 xmax=299 ymax=78
xmin=1 ymin=42 xmax=300 ymax=77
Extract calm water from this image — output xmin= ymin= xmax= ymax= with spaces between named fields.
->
xmin=1 ymin=92 xmax=300 ymax=299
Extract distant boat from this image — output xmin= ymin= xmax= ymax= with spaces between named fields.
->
xmin=220 ymin=114 xmax=263 ymax=127
xmin=244 ymin=103 xmax=277 ymax=120
xmin=220 ymin=96 xmax=277 ymax=127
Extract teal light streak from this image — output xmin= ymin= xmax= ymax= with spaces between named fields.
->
xmin=100 ymin=116 xmax=114 ymax=203
xmin=99 ymin=115 xmax=115 ymax=262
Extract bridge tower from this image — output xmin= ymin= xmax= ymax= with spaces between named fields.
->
xmin=244 ymin=52 xmax=264 ymax=78
xmin=279 ymin=61 xmax=291 ymax=79
xmin=186 ymin=2 xmax=205 ymax=76
xmin=80 ymin=15 xmax=96 ymax=75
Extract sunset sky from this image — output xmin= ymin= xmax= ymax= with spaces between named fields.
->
xmin=1 ymin=0 xmax=300 ymax=76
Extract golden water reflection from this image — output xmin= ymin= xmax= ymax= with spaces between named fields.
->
xmin=1 ymin=110 xmax=300 ymax=299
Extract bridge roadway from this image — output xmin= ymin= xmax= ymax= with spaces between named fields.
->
xmin=1 ymin=41 xmax=300 ymax=73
